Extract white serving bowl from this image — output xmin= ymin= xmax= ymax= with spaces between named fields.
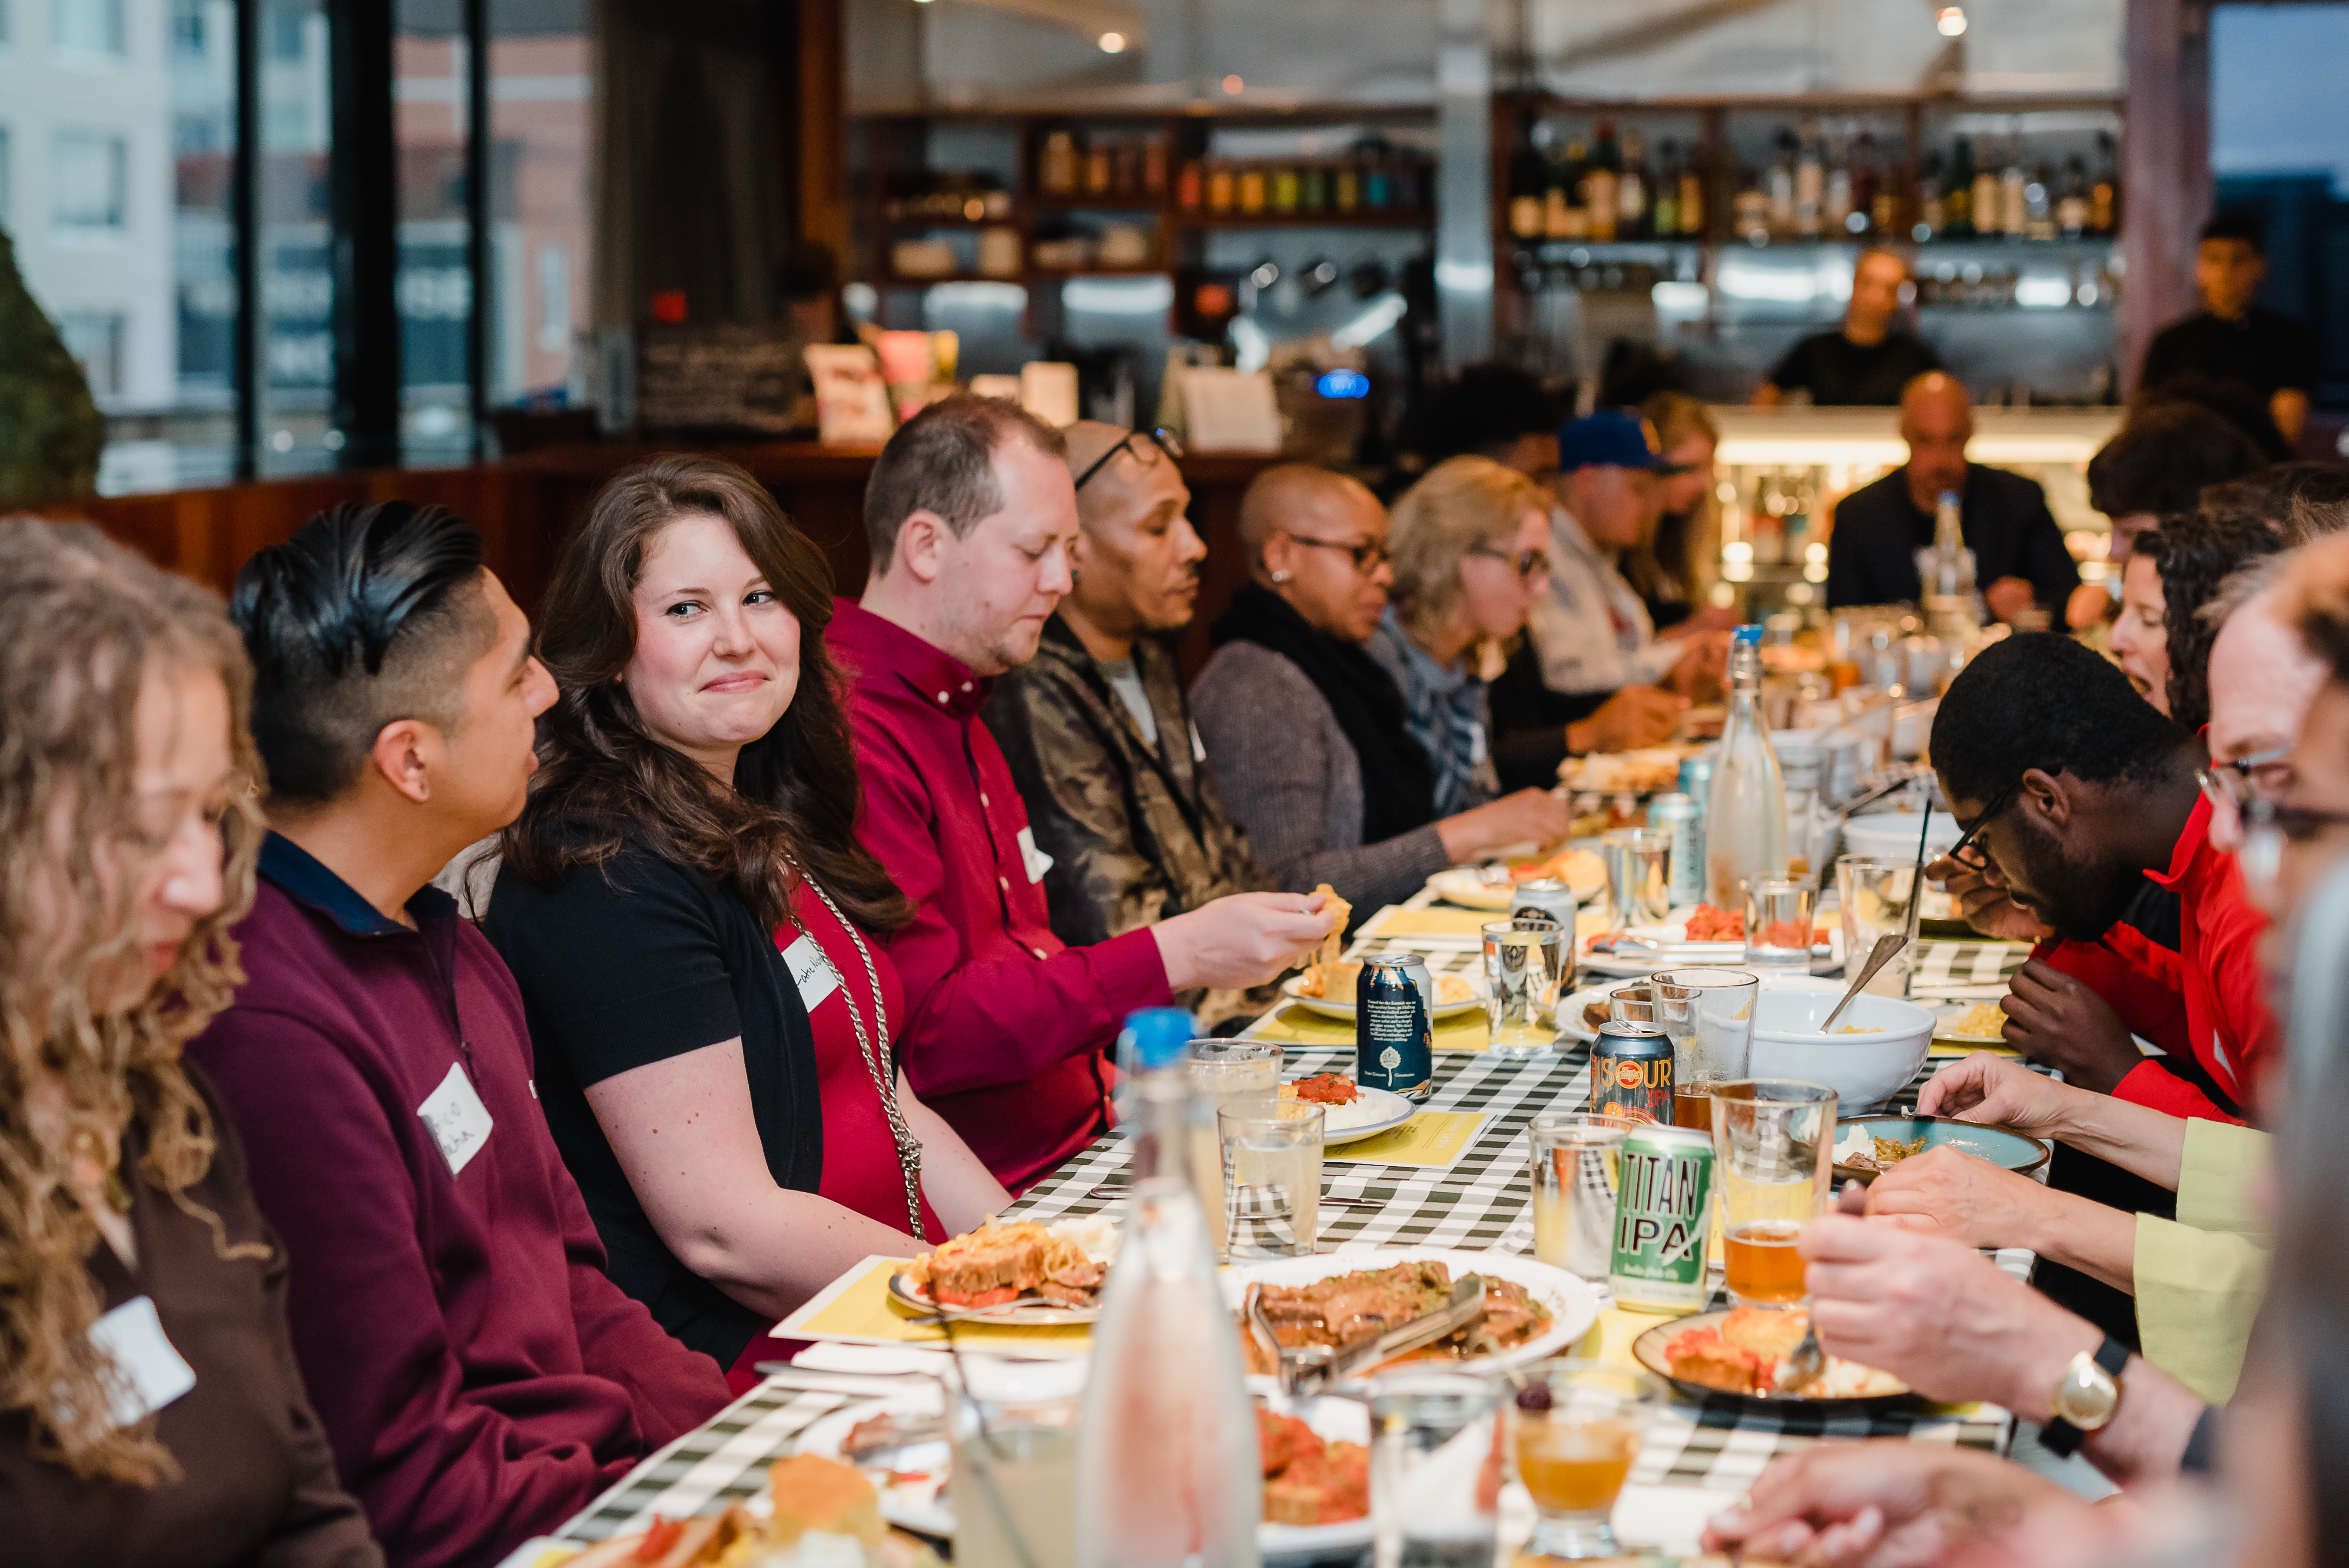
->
xmin=1839 ymin=810 xmax=1960 ymax=860
xmin=1748 ymin=987 xmax=1935 ymax=1111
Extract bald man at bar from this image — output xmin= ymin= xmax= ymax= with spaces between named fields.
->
xmin=1824 ymin=371 xmax=2080 ymax=622
xmin=1190 ymin=463 xmax=1570 ymax=913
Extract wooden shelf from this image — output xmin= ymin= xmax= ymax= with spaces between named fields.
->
xmin=1170 ymin=210 xmax=1432 ymax=229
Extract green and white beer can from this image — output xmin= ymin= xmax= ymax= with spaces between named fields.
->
xmin=1608 ymin=1124 xmax=1715 ymax=1314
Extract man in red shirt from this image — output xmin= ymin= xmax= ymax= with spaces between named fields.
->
xmin=1925 ymin=633 xmax=2273 ymax=1124
xmin=835 ymin=394 xmax=1334 ymax=1190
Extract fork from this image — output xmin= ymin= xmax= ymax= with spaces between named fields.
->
xmin=1775 ymin=1312 xmax=1825 ymax=1396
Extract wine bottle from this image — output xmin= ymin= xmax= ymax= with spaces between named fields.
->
xmin=1767 ymin=131 xmax=1797 ymax=239
xmin=1652 ymin=139 xmax=1680 ymax=239
xmin=1794 ymin=120 xmax=1823 ymax=239
xmin=1945 ymin=137 xmax=1974 ymax=238
xmin=1705 ymin=626 xmax=1787 ymax=908
xmin=1618 ymin=126 xmax=1649 ymax=241
xmin=1073 ymin=1009 xmax=1262 ymax=1568
xmin=1586 ymin=122 xmax=1621 ymax=243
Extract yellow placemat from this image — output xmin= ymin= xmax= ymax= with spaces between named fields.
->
xmin=1321 ymin=1110 xmax=1488 ymax=1167
xmin=1362 ymin=905 xmax=1497 ymax=938
xmin=1252 ymin=1003 xmax=1498 ymax=1053
xmin=771 ymin=1256 xmax=1092 ymax=1354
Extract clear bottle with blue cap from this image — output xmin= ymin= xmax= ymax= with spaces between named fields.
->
xmin=1705 ymin=624 xmax=1788 ymax=906
xmin=1074 ymin=1008 xmax=1261 ymax=1568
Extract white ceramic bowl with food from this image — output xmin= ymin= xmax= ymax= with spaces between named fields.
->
xmin=1748 ymin=988 xmax=1936 ymax=1111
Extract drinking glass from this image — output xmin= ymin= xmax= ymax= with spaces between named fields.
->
xmin=1527 ymin=1113 xmax=1627 ymax=1283
xmin=1605 ymin=983 xmax=1653 ymax=1024
xmin=1368 ymin=1370 xmax=1502 ymax=1568
xmin=1838 ymin=855 xmax=1923 ymax=998
xmin=1509 ymin=1360 xmax=1662 ymax=1561
xmin=1186 ymin=1040 xmax=1281 ymax=1260
xmin=1709 ymin=1080 xmax=1838 ymax=1307
xmin=1483 ymin=918 xmax=1566 ymax=1059
xmin=946 ymin=1355 xmax=1087 ymax=1568
xmin=1600 ymin=829 xmax=1672 ymax=931
xmin=1649 ymin=967 xmax=1759 ymax=1132
xmin=1742 ymin=876 xmax=1817 ymax=970
xmin=1220 ymin=1101 xmax=1324 ymax=1258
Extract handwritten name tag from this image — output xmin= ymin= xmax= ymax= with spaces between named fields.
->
xmin=781 ymin=932 xmax=841 ymax=1014
xmin=1017 ymin=825 xmax=1054 ymax=885
xmin=417 ymin=1061 xmax=494 ymax=1178
xmin=89 ymin=1296 xmax=196 ymax=1429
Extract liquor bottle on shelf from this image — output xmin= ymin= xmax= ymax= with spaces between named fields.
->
xmin=1824 ymin=125 xmax=1854 ymax=237
xmin=1735 ymin=166 xmax=1770 ymax=245
xmin=1914 ymin=152 xmax=1945 ymax=240
xmin=2091 ymin=131 xmax=2120 ymax=235
xmin=2057 ymin=156 xmax=2089 ymax=238
xmin=1085 ymin=134 xmax=1112 ymax=197
xmin=1238 ymin=165 xmax=1266 ymax=214
xmin=1510 ymin=124 xmax=1546 ymax=240
xmin=1145 ymin=135 xmax=1168 ymax=195
xmin=2000 ymin=136 xmax=2028 ymax=237
xmin=1944 ymin=137 xmax=1974 ymax=237
xmin=1300 ymin=162 xmax=1327 ymax=213
xmin=1361 ymin=139 xmax=1393 ymax=209
xmin=1855 ymin=130 xmax=1887 ymax=236
xmin=1178 ymin=159 xmax=1204 ymax=211
xmin=1972 ymin=143 xmax=2001 ymax=243
xmin=1794 ymin=120 xmax=1823 ymax=239
xmin=1271 ymin=164 xmax=1298 ymax=213
xmin=1041 ymin=129 xmax=1078 ymax=196
xmin=1618 ymin=126 xmax=1649 ymax=241
xmin=1679 ymin=149 xmax=1706 ymax=237
xmin=1652 ymin=139 xmax=1680 ymax=239
xmin=1767 ymin=132 xmax=1797 ymax=239
xmin=1546 ymin=140 xmax=1584 ymax=239
xmin=1072 ymin=1008 xmax=1262 ymax=1568
xmin=1705 ymin=625 xmax=1788 ymax=908
xmin=2027 ymin=162 xmax=2057 ymax=241
xmin=1586 ymin=123 xmax=1621 ymax=242
xmin=1208 ymin=161 xmax=1235 ymax=213
xmin=1334 ymin=156 xmax=1360 ymax=212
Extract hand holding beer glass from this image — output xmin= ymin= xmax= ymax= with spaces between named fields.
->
xmin=1709 ymin=1080 xmax=1837 ymax=1306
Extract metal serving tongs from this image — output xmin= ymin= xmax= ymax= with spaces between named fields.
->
xmin=1248 ymin=1276 xmax=1488 ymax=1399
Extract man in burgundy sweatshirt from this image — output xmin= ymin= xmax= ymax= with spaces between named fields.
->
xmin=190 ymin=502 xmax=731 ymax=1568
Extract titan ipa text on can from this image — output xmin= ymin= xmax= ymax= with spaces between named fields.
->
xmin=1511 ymin=876 xmax=1579 ymax=930
xmin=1609 ymin=1124 xmax=1715 ymax=1313
xmin=1357 ymin=954 xmax=1435 ymax=1101
xmin=1590 ymin=1020 xmax=1675 ymax=1125
xmin=1648 ymin=792 xmax=1705 ymax=910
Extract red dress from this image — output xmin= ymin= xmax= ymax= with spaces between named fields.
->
xmin=726 ymin=881 xmax=946 ymax=1389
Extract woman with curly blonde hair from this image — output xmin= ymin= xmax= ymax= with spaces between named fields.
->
xmin=0 ymin=519 xmax=379 ymax=1565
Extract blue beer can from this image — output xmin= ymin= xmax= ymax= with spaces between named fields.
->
xmin=1357 ymin=954 xmax=1435 ymax=1102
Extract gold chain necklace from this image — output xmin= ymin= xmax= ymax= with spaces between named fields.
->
xmin=789 ymin=863 xmax=929 ymax=1242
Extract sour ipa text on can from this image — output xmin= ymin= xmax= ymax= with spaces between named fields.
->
xmin=1590 ymin=1020 xmax=1675 ymax=1125
xmin=1357 ymin=953 xmax=1435 ymax=1101
xmin=1609 ymin=1125 xmax=1715 ymax=1313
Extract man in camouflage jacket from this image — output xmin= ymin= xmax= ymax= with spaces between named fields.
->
xmin=985 ymin=422 xmax=1274 ymax=1028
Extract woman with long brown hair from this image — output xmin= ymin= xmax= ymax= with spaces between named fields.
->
xmin=1625 ymin=391 xmax=1729 ymax=633
xmin=0 ymin=520 xmax=380 ymax=1564
xmin=485 ymin=456 xmax=1010 ymax=1388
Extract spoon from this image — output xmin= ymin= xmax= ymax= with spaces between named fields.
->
xmin=1817 ymin=932 xmax=1909 ymax=1033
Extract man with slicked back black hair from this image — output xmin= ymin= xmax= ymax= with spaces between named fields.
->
xmin=1929 ymin=633 xmax=2277 ymax=1125
xmin=2070 ymin=404 xmax=2266 ymax=629
xmin=192 ymin=505 xmax=731 ymax=1568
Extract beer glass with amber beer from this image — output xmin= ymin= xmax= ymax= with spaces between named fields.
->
xmin=1709 ymin=1080 xmax=1837 ymax=1306
xmin=1509 ymin=1360 xmax=1663 ymax=1560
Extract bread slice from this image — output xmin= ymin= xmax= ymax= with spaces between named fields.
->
xmin=767 ymin=1453 xmax=885 ymax=1548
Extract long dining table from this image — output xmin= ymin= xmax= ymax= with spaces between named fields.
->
xmin=528 ymin=883 xmax=2042 ymax=1565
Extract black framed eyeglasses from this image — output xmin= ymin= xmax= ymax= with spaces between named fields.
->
xmin=2197 ymin=744 xmax=2293 ymax=815
xmin=1072 ymin=426 xmax=1184 ymax=492
xmin=1278 ymin=530 xmax=1390 ymax=575
xmin=1945 ymin=775 xmax=2026 ymax=865
xmin=1466 ymin=543 xmax=1550 ymax=580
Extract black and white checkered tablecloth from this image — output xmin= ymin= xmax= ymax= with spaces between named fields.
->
xmin=548 ymin=919 xmax=2036 ymax=1549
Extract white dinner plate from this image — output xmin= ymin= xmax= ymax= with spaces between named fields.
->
xmin=1221 ymin=1247 xmax=1601 ymax=1380
xmin=793 ymin=1388 xmax=1376 ymax=1562
xmin=1278 ymin=971 xmax=1486 ymax=1021
xmin=884 ymin=1270 xmax=1102 ymax=1326
xmin=1578 ymin=918 xmax=1845 ymax=979
xmin=1427 ymin=865 xmax=1607 ymax=912
xmin=1299 ymin=1082 xmax=1418 ymax=1146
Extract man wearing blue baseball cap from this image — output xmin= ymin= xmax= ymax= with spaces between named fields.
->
xmin=1522 ymin=409 xmax=1728 ymax=702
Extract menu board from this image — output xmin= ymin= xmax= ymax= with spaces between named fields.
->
xmin=634 ymin=323 xmax=810 ymax=437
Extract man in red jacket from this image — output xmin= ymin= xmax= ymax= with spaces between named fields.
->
xmin=1926 ymin=633 xmax=2274 ymax=1124
xmin=191 ymin=503 xmax=730 ymax=1568
xmin=834 ymin=394 xmax=1333 ymax=1190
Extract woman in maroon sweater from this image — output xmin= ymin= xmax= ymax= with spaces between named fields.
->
xmin=0 ymin=521 xmax=380 ymax=1567
xmin=488 ymin=456 xmax=1012 ymax=1388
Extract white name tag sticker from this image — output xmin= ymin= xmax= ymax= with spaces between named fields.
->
xmin=417 ymin=1061 xmax=494 ymax=1179
xmin=781 ymin=932 xmax=841 ymax=1014
xmin=1016 ymin=825 xmax=1054 ymax=885
xmin=89 ymin=1296 xmax=195 ymax=1429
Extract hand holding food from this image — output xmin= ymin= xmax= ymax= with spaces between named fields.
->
xmin=1998 ymin=958 xmax=2142 ymax=1094
xmin=1799 ymin=1215 xmax=2094 ymax=1411
xmin=1923 ymin=848 xmax=2053 ymax=943
xmin=1860 ymin=1145 xmax=2059 ymax=1251
xmin=1158 ymin=890 xmax=1339 ymax=991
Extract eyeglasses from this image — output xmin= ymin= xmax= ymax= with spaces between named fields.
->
xmin=1072 ymin=426 xmax=1184 ymax=492
xmin=1945 ymin=775 xmax=2026 ymax=865
xmin=2197 ymin=745 xmax=2293 ymax=814
xmin=1278 ymin=530 xmax=1390 ymax=575
xmin=1466 ymin=543 xmax=1550 ymax=580
xmin=2239 ymin=794 xmax=2349 ymax=897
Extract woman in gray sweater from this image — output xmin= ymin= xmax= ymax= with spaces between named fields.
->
xmin=1192 ymin=465 xmax=1570 ymax=914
